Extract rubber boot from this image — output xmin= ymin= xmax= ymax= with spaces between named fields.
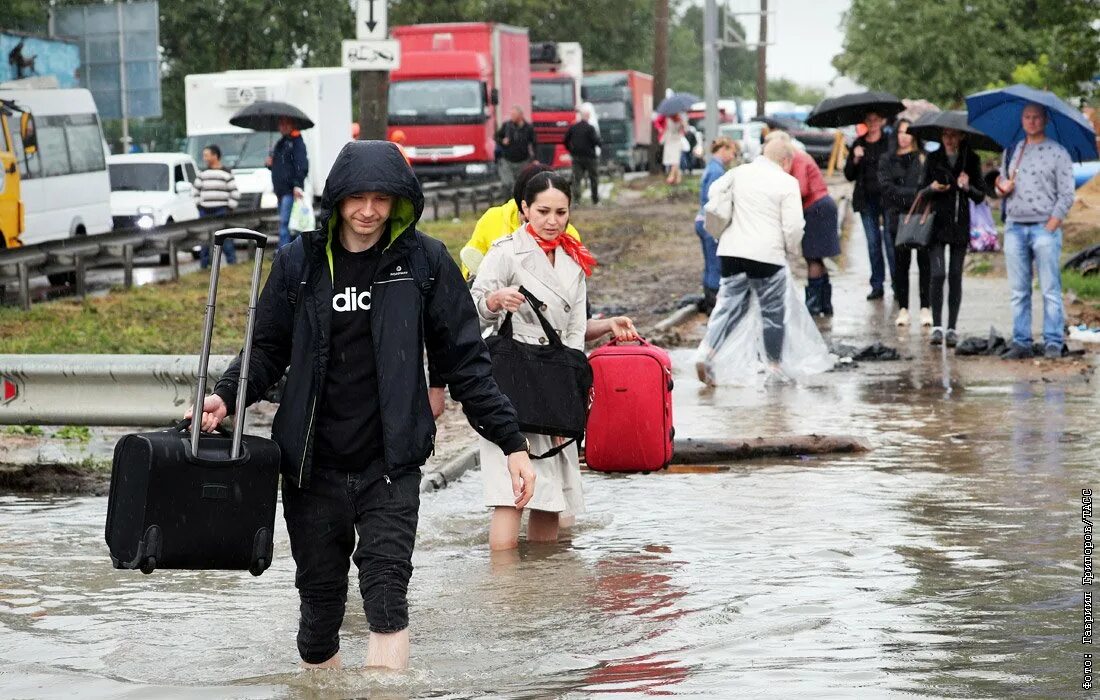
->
xmin=821 ymin=274 xmax=834 ymax=317
xmin=805 ymin=277 xmax=824 ymax=316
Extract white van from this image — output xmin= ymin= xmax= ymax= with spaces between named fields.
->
xmin=107 ymin=153 xmax=200 ymax=230
xmin=0 ymin=87 xmax=112 ymax=246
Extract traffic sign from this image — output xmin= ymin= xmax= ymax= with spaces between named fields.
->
xmin=356 ymin=0 xmax=388 ymax=40
xmin=342 ymin=39 xmax=400 ymax=71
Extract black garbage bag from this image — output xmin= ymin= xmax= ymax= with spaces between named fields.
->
xmin=830 ymin=342 xmax=901 ymax=361
xmin=955 ymin=326 xmax=1007 ymax=356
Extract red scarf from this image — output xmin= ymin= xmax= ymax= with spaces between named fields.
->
xmin=527 ymin=223 xmax=597 ymax=277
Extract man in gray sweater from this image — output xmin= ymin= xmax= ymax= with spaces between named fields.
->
xmin=995 ymin=104 xmax=1076 ymax=360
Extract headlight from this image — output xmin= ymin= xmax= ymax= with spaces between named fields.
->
xmin=137 ymin=215 xmax=156 ymax=229
xmin=465 ymin=164 xmax=489 ymax=175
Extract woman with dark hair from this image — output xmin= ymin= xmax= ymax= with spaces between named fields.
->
xmin=471 ymin=173 xmax=635 ymax=550
xmin=878 ymin=118 xmax=931 ymax=327
xmin=922 ymin=128 xmax=985 ymax=347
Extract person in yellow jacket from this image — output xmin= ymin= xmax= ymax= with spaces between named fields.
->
xmin=461 ymin=162 xmax=580 ymax=279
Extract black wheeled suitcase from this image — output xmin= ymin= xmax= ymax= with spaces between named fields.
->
xmin=105 ymin=228 xmax=282 ymax=576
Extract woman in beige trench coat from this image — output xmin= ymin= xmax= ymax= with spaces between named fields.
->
xmin=471 ymin=172 xmax=633 ymax=550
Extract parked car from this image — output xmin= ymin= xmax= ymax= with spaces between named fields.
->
xmin=753 ymin=116 xmax=837 ymax=167
xmin=107 ymin=153 xmax=200 ymax=231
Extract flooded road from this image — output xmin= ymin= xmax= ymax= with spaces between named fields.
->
xmin=0 ymin=356 xmax=1094 ymax=698
xmin=1 ymin=215 xmax=1096 ymax=698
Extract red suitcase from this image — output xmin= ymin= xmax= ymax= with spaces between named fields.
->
xmin=585 ymin=338 xmax=674 ymax=472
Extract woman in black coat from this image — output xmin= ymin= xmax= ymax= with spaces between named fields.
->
xmin=922 ymin=128 xmax=985 ymax=348
xmin=877 ymin=119 xmax=931 ymax=327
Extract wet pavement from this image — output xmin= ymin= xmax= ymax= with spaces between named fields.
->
xmin=0 ymin=217 xmax=1096 ymax=698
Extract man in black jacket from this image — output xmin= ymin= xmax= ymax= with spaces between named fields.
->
xmin=564 ymin=106 xmax=602 ymax=205
xmin=190 ymin=140 xmax=535 ymax=671
xmin=495 ymin=106 xmax=537 ymax=187
xmin=843 ymin=111 xmax=894 ymax=300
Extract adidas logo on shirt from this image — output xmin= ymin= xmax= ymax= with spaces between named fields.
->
xmin=333 ymin=286 xmax=371 ymax=312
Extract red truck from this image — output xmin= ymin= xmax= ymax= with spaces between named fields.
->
xmin=581 ymin=70 xmax=654 ymax=172
xmin=529 ymin=42 xmax=583 ymax=170
xmin=388 ymin=23 xmax=531 ymax=181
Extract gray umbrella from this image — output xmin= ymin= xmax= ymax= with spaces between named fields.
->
xmin=908 ymin=110 xmax=1002 ymax=152
xmin=229 ymin=101 xmax=314 ymax=132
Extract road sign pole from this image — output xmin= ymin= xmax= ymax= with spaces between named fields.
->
xmin=349 ymin=1 xmax=393 ymax=140
xmin=703 ymin=0 xmax=720 ymax=150
xmin=358 ymin=70 xmax=389 ymax=141
xmin=116 ymin=2 xmax=130 ymax=153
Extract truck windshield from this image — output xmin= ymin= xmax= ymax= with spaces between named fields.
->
xmin=531 ymin=79 xmax=575 ymax=112
xmin=184 ymin=132 xmax=279 ymax=170
xmin=592 ymin=102 xmax=628 ymax=121
xmin=109 ymin=163 xmax=170 ymax=192
xmin=388 ymin=80 xmax=485 ymax=124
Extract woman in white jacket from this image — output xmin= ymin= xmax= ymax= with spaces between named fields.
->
xmin=471 ymin=172 xmax=633 ymax=550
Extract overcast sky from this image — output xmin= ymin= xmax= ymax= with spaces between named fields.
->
xmin=716 ymin=0 xmax=851 ymax=88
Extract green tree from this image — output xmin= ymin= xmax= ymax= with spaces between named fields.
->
xmin=767 ymin=78 xmax=824 ymax=106
xmin=834 ymin=0 xmax=1100 ymax=105
xmin=667 ymin=2 xmax=756 ymax=97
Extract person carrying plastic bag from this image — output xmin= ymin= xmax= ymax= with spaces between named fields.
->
xmin=696 ymin=137 xmax=835 ymax=386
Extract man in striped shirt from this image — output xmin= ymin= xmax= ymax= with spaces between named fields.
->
xmin=194 ymin=144 xmax=241 ymax=267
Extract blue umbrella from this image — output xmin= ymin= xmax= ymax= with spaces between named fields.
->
xmin=965 ymin=84 xmax=1097 ymax=162
xmin=656 ymin=93 xmax=699 ymax=116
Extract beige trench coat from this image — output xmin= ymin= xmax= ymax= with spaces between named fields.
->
xmin=470 ymin=228 xmax=588 ymax=513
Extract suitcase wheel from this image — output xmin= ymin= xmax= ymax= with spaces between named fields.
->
xmin=139 ymin=557 xmax=156 ymax=575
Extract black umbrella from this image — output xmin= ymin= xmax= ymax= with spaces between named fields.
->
xmin=229 ymin=100 xmax=315 ymax=132
xmin=907 ymin=110 xmax=1002 ymax=152
xmin=806 ymin=91 xmax=904 ymax=128
xmin=656 ymin=92 xmax=699 ymax=116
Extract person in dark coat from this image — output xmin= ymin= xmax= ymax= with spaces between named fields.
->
xmin=844 ymin=111 xmax=894 ymax=300
xmin=188 ymin=140 xmax=535 ymax=671
xmin=921 ymin=128 xmax=985 ymax=347
xmin=877 ymin=118 xmax=931 ymax=327
xmin=267 ymin=117 xmax=309 ymax=248
xmin=564 ymin=106 xmax=602 ymax=204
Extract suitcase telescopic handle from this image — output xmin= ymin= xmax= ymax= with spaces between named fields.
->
xmin=214 ymin=228 xmax=270 ymax=248
xmin=192 ymin=227 xmax=268 ymax=460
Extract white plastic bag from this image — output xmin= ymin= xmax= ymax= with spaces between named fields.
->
xmin=694 ymin=268 xmax=834 ymax=386
xmin=289 ymin=199 xmax=316 ymax=233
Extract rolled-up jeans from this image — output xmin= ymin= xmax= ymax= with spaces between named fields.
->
xmin=282 ymin=464 xmax=420 ymax=664
xmin=693 ymin=218 xmax=721 ymax=293
xmin=1004 ymin=221 xmax=1064 ymax=349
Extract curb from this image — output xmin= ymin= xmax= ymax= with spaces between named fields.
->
xmin=420 ymin=443 xmax=480 ymax=493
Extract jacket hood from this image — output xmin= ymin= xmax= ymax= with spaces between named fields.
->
xmin=316 ymin=140 xmax=424 ymax=243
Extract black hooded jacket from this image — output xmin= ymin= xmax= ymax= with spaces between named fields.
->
xmin=922 ymin=146 xmax=985 ymax=246
xmin=214 ymin=140 xmax=526 ymax=487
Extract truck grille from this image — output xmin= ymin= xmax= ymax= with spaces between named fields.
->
xmin=534 ymin=121 xmax=569 ymax=145
xmin=237 ymin=193 xmax=263 ymax=211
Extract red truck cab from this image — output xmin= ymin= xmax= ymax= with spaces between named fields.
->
xmin=529 ymin=42 xmax=583 ymax=170
xmin=388 ymin=23 xmax=530 ymax=182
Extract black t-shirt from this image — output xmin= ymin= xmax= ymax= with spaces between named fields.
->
xmin=313 ymin=233 xmax=385 ymax=470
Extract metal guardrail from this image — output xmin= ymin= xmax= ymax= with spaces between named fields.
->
xmin=0 ymin=180 xmax=514 ymax=311
xmin=0 ymin=354 xmax=235 ymax=426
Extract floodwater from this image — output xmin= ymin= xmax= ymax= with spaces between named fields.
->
xmin=1 ymin=218 xmax=1096 ymax=698
xmin=0 ymin=347 xmax=1095 ymax=698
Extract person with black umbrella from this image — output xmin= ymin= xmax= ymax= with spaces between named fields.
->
xmin=268 ymin=116 xmax=309 ymax=248
xmin=878 ymin=118 xmax=931 ymax=327
xmin=922 ymin=128 xmax=985 ymax=347
xmin=844 ymin=111 xmax=895 ymax=300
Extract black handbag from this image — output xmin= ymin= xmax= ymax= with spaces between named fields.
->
xmin=485 ymin=286 xmax=593 ymax=459
xmin=895 ymin=193 xmax=935 ymax=248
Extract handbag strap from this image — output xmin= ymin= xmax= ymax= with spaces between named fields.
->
xmin=499 ymin=286 xmax=565 ymax=348
xmin=529 ymin=437 xmax=577 ymax=461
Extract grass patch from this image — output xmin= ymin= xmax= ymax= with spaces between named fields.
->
xmin=968 ymin=258 xmax=994 ymax=276
xmin=4 ymin=425 xmax=44 ymax=437
xmin=0 ymin=217 xmax=481 ymax=355
xmin=53 ymin=425 xmax=92 ymax=442
xmin=1063 ymin=270 xmax=1100 ymax=301
xmin=640 ymin=176 xmax=701 ymax=202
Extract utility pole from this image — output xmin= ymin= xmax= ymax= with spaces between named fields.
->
xmin=650 ymin=0 xmax=669 ymax=174
xmin=703 ymin=0 xmax=720 ymax=150
xmin=755 ymin=0 xmax=768 ymax=118
xmin=358 ymin=71 xmax=388 ymax=140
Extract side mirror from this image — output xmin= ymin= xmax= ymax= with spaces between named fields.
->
xmin=175 ymin=181 xmax=192 ymax=195
xmin=490 ymin=88 xmax=500 ymax=106
xmin=19 ymin=112 xmax=37 ymax=154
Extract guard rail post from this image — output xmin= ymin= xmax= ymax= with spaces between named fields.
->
xmin=17 ymin=263 xmax=30 ymax=311
xmin=168 ymin=239 xmax=180 ymax=280
xmin=431 ymin=195 xmax=440 ymax=220
xmin=452 ymin=192 xmax=462 ymax=219
xmin=122 ymin=243 xmax=134 ymax=289
xmin=74 ymin=253 xmax=87 ymax=297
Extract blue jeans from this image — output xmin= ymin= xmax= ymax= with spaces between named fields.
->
xmin=1004 ymin=222 xmax=1064 ymax=349
xmin=278 ymin=194 xmax=296 ymax=248
xmin=860 ymin=196 xmax=894 ymax=292
xmin=694 ymin=218 xmax=720 ymax=292
xmin=198 ymin=206 xmax=236 ymax=268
